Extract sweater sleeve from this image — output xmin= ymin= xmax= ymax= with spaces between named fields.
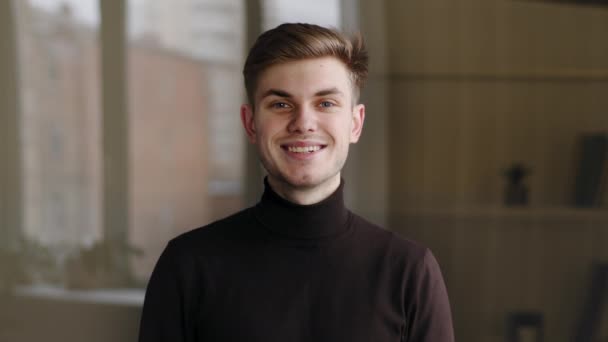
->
xmin=404 ymin=248 xmax=455 ymax=342
xmin=138 ymin=241 xmax=197 ymax=342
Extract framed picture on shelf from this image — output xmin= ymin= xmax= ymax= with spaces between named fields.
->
xmin=506 ymin=311 xmax=544 ymax=342
xmin=573 ymin=263 xmax=608 ymax=342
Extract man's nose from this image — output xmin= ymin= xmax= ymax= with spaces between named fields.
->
xmin=287 ymin=106 xmax=317 ymax=134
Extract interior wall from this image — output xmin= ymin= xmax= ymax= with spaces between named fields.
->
xmin=0 ymin=295 xmax=140 ymax=342
xmin=381 ymin=1 xmax=608 ymax=341
xmin=344 ymin=0 xmax=390 ymax=227
xmin=385 ymin=0 xmax=608 ymax=209
xmin=398 ymin=208 xmax=608 ymax=342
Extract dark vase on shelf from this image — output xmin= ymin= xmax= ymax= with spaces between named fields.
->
xmin=573 ymin=133 xmax=608 ymax=208
xmin=504 ymin=163 xmax=530 ymax=207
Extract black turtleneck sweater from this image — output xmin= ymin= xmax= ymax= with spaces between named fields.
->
xmin=138 ymin=180 xmax=454 ymax=342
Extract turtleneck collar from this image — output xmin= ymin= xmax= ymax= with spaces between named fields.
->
xmin=253 ymin=178 xmax=351 ymax=239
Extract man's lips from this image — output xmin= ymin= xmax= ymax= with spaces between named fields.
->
xmin=280 ymin=141 xmax=327 ymax=154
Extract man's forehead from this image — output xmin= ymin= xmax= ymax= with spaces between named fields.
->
xmin=254 ymin=58 xmax=353 ymax=101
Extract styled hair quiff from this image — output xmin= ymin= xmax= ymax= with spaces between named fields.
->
xmin=243 ymin=23 xmax=368 ymax=105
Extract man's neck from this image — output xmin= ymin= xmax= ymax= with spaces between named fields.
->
xmin=267 ymin=175 xmax=341 ymax=205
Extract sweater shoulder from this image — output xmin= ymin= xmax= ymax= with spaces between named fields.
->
xmin=167 ymin=207 xmax=254 ymax=253
xmin=350 ymin=212 xmax=430 ymax=262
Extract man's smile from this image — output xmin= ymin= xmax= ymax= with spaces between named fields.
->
xmin=280 ymin=141 xmax=328 ymax=159
xmin=286 ymin=145 xmax=322 ymax=153
xmin=280 ymin=140 xmax=327 ymax=152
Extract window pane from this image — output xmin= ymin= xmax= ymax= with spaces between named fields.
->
xmin=261 ymin=0 xmax=341 ymax=29
xmin=15 ymin=0 xmax=102 ymax=283
xmin=127 ymin=0 xmax=246 ymax=282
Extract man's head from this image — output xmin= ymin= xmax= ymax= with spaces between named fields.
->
xmin=240 ymin=23 xmax=369 ymax=204
xmin=243 ymin=23 xmax=368 ymax=106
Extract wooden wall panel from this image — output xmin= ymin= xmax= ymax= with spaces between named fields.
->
xmin=391 ymin=211 xmax=608 ymax=342
xmin=377 ymin=0 xmax=608 ymax=340
xmin=386 ymin=0 xmax=608 ymax=74
xmin=385 ymin=0 xmax=608 ymax=208
xmin=389 ymin=79 xmax=608 ymax=208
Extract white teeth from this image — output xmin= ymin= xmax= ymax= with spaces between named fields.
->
xmin=287 ymin=146 xmax=321 ymax=153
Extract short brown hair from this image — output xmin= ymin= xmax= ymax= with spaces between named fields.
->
xmin=243 ymin=23 xmax=368 ymax=105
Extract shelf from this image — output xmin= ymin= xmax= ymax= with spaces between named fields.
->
xmin=397 ymin=206 xmax=608 ymax=220
xmin=13 ymin=284 xmax=144 ymax=307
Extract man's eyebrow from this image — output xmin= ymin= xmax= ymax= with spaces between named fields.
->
xmin=259 ymin=88 xmax=345 ymax=102
xmin=314 ymin=87 xmax=344 ymax=97
xmin=260 ymin=89 xmax=293 ymax=99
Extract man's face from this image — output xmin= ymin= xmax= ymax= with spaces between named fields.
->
xmin=241 ymin=57 xmax=365 ymax=196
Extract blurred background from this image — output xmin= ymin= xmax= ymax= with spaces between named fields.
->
xmin=1 ymin=0 xmax=608 ymax=341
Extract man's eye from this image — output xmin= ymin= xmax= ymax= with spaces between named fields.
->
xmin=320 ymin=101 xmax=335 ymax=108
xmin=272 ymin=102 xmax=290 ymax=109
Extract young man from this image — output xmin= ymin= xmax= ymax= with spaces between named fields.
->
xmin=138 ymin=23 xmax=454 ymax=342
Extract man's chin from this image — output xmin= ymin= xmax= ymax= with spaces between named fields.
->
xmin=274 ymin=172 xmax=339 ymax=191
xmin=280 ymin=175 xmax=319 ymax=189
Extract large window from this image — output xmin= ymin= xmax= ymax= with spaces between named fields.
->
xmin=126 ymin=0 xmax=246 ymax=282
xmin=5 ymin=0 xmax=350 ymax=292
xmin=13 ymin=0 xmax=103 ymax=287
xmin=8 ymin=0 xmax=248 ymax=288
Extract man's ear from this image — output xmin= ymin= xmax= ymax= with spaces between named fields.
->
xmin=350 ymin=104 xmax=365 ymax=143
xmin=240 ymin=104 xmax=257 ymax=144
